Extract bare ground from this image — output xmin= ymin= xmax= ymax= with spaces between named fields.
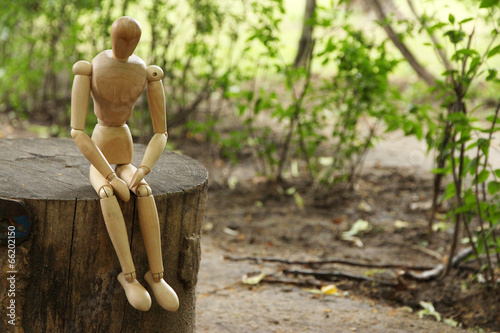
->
xmin=188 ymin=131 xmax=500 ymax=333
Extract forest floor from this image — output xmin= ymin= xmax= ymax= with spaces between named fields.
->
xmin=182 ymin=131 xmax=500 ymax=333
xmin=2 ymin=120 xmax=499 ymax=332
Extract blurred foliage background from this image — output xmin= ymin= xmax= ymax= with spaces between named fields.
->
xmin=1 ymin=0 xmax=500 ymax=280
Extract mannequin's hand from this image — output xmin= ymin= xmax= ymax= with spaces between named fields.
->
xmin=110 ymin=176 xmax=131 ymax=202
xmin=130 ymin=166 xmax=150 ymax=189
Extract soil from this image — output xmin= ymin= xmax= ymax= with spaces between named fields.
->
xmin=2 ymin=120 xmax=499 ymax=332
xmin=179 ymin=131 xmax=500 ymax=333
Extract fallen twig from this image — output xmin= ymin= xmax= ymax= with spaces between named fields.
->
xmin=283 ymin=269 xmax=399 ymax=286
xmin=226 ymin=247 xmax=477 ymax=285
xmin=402 ymin=247 xmax=474 ymax=281
xmin=401 ymin=264 xmax=445 ymax=280
xmin=451 ymin=247 xmax=474 ymax=267
xmin=224 ymin=255 xmax=434 ymax=271
xmin=262 ymin=275 xmax=323 ymax=288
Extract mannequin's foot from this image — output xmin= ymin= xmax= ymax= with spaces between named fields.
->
xmin=118 ymin=272 xmax=152 ymax=311
xmin=145 ymin=271 xmax=179 ymax=311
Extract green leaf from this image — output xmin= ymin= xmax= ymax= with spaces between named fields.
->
xmin=455 ymin=49 xmax=480 ymax=57
xmin=480 ymin=0 xmax=499 ymax=8
xmin=448 ymin=14 xmax=455 ymax=24
xmin=478 ymin=170 xmax=490 ymax=183
xmin=487 ymin=45 xmax=500 ymax=58
xmin=414 ymin=123 xmax=424 ymax=140
xmin=487 ymin=181 xmax=500 ymax=194
xmin=466 ymin=140 xmax=479 ymax=151
xmin=464 ymin=189 xmax=476 ymax=205
xmin=453 ymin=49 xmax=480 ymax=62
xmin=468 ymin=57 xmax=481 ymax=76
xmin=486 ymin=68 xmax=498 ymax=81
xmin=428 ymin=22 xmax=447 ymax=34
xmin=486 ymin=114 xmax=497 ymax=123
xmin=444 ymin=30 xmax=466 ymax=44
xmin=479 ymin=138 xmax=491 ymax=157
xmin=466 ymin=157 xmax=478 ymax=176
xmin=444 ymin=182 xmax=456 ymax=200
xmin=431 ymin=168 xmax=447 ymax=174
xmin=459 ymin=18 xmax=474 ymax=24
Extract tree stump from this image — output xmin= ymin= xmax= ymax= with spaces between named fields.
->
xmin=0 ymin=138 xmax=208 ymax=332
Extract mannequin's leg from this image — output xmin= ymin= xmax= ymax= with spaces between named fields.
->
xmin=117 ymin=164 xmax=179 ymax=311
xmin=90 ymin=166 xmax=151 ymax=311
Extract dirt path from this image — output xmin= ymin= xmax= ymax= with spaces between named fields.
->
xmin=196 ymin=238 xmax=464 ymax=333
xmin=193 ymin=132 xmax=474 ymax=332
xmin=191 ymin=129 xmax=500 ymax=332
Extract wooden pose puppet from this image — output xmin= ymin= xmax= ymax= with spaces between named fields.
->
xmin=70 ymin=16 xmax=179 ymax=312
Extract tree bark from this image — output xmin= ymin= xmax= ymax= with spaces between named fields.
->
xmin=294 ymin=0 xmax=316 ymax=68
xmin=368 ymin=0 xmax=436 ymax=86
xmin=0 ymin=138 xmax=208 ymax=332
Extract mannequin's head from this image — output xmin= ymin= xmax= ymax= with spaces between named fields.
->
xmin=111 ymin=17 xmax=141 ymax=62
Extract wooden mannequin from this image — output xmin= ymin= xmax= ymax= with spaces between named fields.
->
xmin=70 ymin=16 xmax=179 ymax=312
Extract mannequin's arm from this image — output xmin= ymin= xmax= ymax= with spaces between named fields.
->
xmin=130 ymin=65 xmax=168 ymax=188
xmin=70 ymin=61 xmax=130 ymax=202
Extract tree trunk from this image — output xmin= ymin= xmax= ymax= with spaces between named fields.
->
xmin=0 ymin=138 xmax=208 ymax=332
xmin=368 ymin=0 xmax=436 ymax=86
xmin=294 ymin=0 xmax=316 ymax=68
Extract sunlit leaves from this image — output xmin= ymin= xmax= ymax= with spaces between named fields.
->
xmin=459 ymin=18 xmax=474 ymax=25
xmin=487 ymin=45 xmax=500 ymax=58
xmin=487 ymin=181 xmax=500 ymax=195
xmin=444 ymin=29 xmax=466 ymax=44
xmin=486 ymin=68 xmax=498 ymax=81
xmin=448 ymin=14 xmax=455 ymax=24
xmin=480 ymin=0 xmax=500 ymax=8
xmin=476 ymin=170 xmax=490 ymax=184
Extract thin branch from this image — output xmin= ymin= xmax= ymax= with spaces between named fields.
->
xmin=369 ymin=0 xmax=436 ymax=86
xmin=461 ymin=27 xmax=476 ymax=80
xmin=276 ymin=43 xmax=315 ymax=181
xmin=480 ymin=102 xmax=500 ymax=266
xmin=429 ymin=120 xmax=452 ymax=232
xmin=452 ymin=246 xmax=474 ymax=266
xmin=231 ymin=246 xmax=480 ymax=287
xmin=262 ymin=274 xmax=323 ymax=288
xmin=403 ymin=264 xmax=445 ymax=280
xmin=284 ymin=269 xmax=399 ymax=286
xmin=445 ymin=127 xmax=464 ymax=275
xmin=349 ymin=123 xmax=377 ymax=184
xmin=399 ymin=247 xmax=474 ymax=281
xmin=474 ymin=141 xmax=495 ymax=281
xmin=406 ymin=0 xmax=452 ymax=71
xmin=224 ymin=255 xmax=435 ymax=271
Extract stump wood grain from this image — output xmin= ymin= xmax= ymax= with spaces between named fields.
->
xmin=0 ymin=138 xmax=208 ymax=332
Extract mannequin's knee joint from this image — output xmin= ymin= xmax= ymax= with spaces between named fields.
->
xmin=98 ymin=185 xmax=114 ymax=198
xmin=136 ymin=184 xmax=152 ymax=197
